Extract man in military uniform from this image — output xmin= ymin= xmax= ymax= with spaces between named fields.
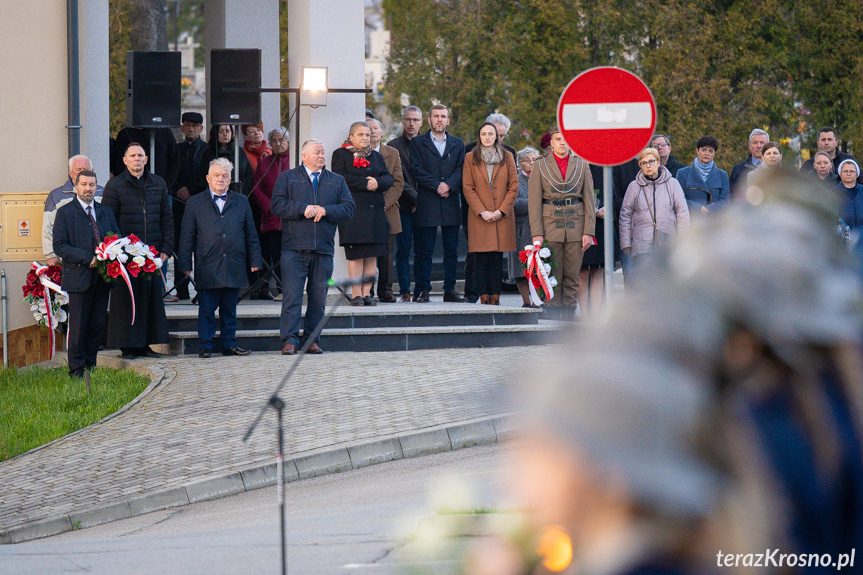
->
xmin=528 ymin=126 xmax=595 ymax=319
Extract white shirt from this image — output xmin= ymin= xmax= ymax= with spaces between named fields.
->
xmin=430 ymin=131 xmax=447 ymax=157
xmin=78 ymin=198 xmax=96 ymax=222
xmin=211 ymin=191 xmax=227 ymax=213
xmin=303 ymin=165 xmax=322 ymax=186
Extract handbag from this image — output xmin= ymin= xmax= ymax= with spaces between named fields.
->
xmin=640 ymin=185 xmax=672 ymax=246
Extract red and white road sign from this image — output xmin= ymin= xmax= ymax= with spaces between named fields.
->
xmin=556 ymin=67 xmax=657 ymax=167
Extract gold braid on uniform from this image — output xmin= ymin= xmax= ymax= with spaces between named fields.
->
xmin=538 ymin=155 xmax=584 ymax=194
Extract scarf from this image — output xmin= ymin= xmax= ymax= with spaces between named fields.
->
xmin=244 ymin=140 xmax=272 ymax=171
xmin=481 ymin=146 xmax=502 ymax=165
xmin=693 ymin=159 xmax=714 ymax=183
xmin=342 ymin=141 xmax=372 ymax=168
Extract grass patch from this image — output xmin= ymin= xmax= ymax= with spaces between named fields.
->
xmin=0 ymin=366 xmax=150 ymax=462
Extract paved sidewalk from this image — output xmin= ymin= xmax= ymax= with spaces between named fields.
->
xmin=0 ymin=346 xmax=561 ymax=536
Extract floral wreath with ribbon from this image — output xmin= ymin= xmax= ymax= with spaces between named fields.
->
xmin=22 ymin=263 xmax=68 ymax=360
xmin=519 ymin=241 xmax=557 ymax=306
xmin=95 ymin=233 xmax=162 ymax=325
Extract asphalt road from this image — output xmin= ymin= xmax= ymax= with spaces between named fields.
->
xmin=0 ymin=444 xmax=511 ymax=575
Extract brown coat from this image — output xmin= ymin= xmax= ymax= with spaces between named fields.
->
xmin=378 ymin=144 xmax=404 ymax=235
xmin=528 ymin=153 xmax=595 ymax=242
xmin=462 ymin=152 xmax=519 ymax=252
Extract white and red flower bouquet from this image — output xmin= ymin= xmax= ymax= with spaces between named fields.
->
xmin=22 ymin=262 xmax=68 ymax=358
xmin=95 ymin=233 xmax=162 ymax=325
xmin=95 ymin=233 xmax=162 ymax=283
xmin=519 ymin=241 xmax=557 ymax=306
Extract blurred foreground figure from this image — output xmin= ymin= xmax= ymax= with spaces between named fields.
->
xmin=467 ymin=168 xmax=863 ymax=575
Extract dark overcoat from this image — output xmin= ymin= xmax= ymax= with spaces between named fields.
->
xmin=409 ymin=131 xmax=465 ymax=228
xmin=53 ymin=200 xmax=118 ymax=292
xmin=101 ymin=169 xmax=174 ymax=348
xmin=178 ymin=191 xmax=262 ymax=290
xmin=331 ymin=147 xmax=394 ymax=246
xmin=387 ymin=134 xmax=418 ymax=213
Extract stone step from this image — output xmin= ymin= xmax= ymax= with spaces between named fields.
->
xmin=169 ymin=322 xmax=564 ymax=354
xmin=165 ymin=301 xmax=539 ymax=332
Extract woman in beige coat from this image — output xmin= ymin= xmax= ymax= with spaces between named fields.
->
xmin=462 ymin=122 xmax=519 ymax=304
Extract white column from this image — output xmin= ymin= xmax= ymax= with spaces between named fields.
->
xmin=204 ymin=0 xmax=280 ymax=131
xmin=80 ymin=0 xmax=110 ymax=179
xmin=289 ymin=0 xmax=366 ymax=279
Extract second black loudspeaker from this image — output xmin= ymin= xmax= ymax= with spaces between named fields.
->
xmin=210 ymin=49 xmax=261 ymax=125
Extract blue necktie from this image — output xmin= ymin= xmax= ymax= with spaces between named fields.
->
xmin=312 ymin=171 xmax=320 ymax=192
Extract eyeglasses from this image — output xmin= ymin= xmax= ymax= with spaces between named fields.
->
xmin=403 ymin=118 xmax=422 ymax=123
xmin=639 ymin=159 xmax=658 ymax=167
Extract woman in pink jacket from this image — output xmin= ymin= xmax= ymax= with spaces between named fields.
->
xmin=620 ymin=148 xmax=690 ymax=269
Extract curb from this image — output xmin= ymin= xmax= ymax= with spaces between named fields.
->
xmin=1 ymin=412 xmax=519 ymax=544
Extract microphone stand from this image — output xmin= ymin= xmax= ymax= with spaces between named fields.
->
xmin=243 ymin=281 xmax=359 ymax=575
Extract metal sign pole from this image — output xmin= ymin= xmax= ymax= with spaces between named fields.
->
xmin=603 ymin=166 xmax=614 ymax=309
xmin=234 ymin=127 xmax=240 ymax=184
xmin=149 ymin=129 xmax=156 ymax=174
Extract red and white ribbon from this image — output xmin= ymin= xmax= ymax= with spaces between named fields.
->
xmin=96 ymin=237 xmax=137 ymax=325
xmin=30 ymin=262 xmax=67 ymax=360
xmin=526 ymin=242 xmax=554 ymax=306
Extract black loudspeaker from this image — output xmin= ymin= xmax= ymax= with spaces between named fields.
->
xmin=126 ymin=51 xmax=181 ymax=128
xmin=210 ymin=49 xmax=261 ymax=125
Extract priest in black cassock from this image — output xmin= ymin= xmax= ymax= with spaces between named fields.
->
xmin=101 ymin=143 xmax=174 ymax=359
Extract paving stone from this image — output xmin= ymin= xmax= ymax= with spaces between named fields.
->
xmin=9 ymin=516 xmax=72 ymax=543
xmin=294 ymin=448 xmax=353 ymax=479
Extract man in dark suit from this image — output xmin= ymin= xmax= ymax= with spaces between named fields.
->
xmin=178 ymin=158 xmax=262 ymax=358
xmin=169 ymin=111 xmax=208 ymax=301
xmin=729 ymin=129 xmax=769 ymax=195
xmin=387 ymin=106 xmax=421 ymax=302
xmin=270 ymin=139 xmax=355 ymax=355
xmin=409 ymin=104 xmax=467 ymax=303
xmin=52 ymin=170 xmax=119 ymax=379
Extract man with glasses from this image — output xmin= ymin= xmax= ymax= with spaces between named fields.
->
xmin=649 ymin=134 xmax=685 ymax=177
xmin=387 ymin=106 xmax=421 ymax=302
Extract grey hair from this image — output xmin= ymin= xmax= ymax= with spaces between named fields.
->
xmin=349 ymin=121 xmax=371 ymax=137
xmin=268 ymin=127 xmax=289 ymax=142
xmin=68 ymin=154 xmax=92 ymax=171
xmin=367 ymin=118 xmax=384 ymax=131
xmin=651 ymin=134 xmax=671 ymax=146
xmin=402 ymin=105 xmax=422 ymax=118
xmin=209 ymin=157 xmax=234 ymax=173
xmin=749 ymin=128 xmax=770 ymax=142
xmin=301 ymin=139 xmax=324 ymax=153
xmin=486 ymin=113 xmax=511 ymax=131
xmin=516 ymin=146 xmax=539 ymax=163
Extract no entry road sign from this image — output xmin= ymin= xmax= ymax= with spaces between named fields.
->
xmin=557 ymin=67 xmax=657 ymax=167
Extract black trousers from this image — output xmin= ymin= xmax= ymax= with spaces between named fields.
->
xmin=67 ymin=281 xmax=111 ymax=376
xmin=474 ymin=251 xmax=503 ymax=296
xmin=261 ymin=230 xmax=283 ymax=294
xmin=172 ymin=201 xmax=190 ymax=299
xmin=373 ymin=234 xmax=396 ymax=298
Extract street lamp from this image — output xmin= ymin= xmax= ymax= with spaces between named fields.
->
xmin=301 ymin=66 xmax=328 ymax=107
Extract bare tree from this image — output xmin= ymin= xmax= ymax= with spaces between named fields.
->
xmin=130 ymin=0 xmax=168 ymax=50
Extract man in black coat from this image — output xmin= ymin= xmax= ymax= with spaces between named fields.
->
xmin=387 ymin=106 xmax=421 ymax=302
xmin=111 ymin=127 xmax=180 ymax=191
xmin=170 ymin=112 xmax=208 ymax=301
xmin=53 ymin=170 xmax=118 ymax=378
xmin=271 ymin=139 xmax=355 ymax=355
xmin=101 ymin=143 xmax=174 ymax=360
xmin=409 ymin=104 xmax=467 ymax=303
xmin=178 ymin=158 xmax=262 ymax=358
